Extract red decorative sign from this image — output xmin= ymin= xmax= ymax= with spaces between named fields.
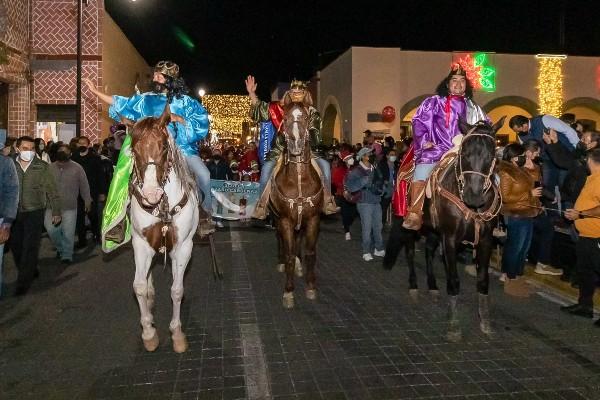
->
xmin=382 ymin=106 xmax=396 ymax=123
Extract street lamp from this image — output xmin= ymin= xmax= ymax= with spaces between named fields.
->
xmin=198 ymin=88 xmax=206 ymax=97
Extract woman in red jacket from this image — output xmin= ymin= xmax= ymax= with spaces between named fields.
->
xmin=332 ymin=150 xmax=357 ymax=240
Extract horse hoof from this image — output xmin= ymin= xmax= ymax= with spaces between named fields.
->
xmin=283 ymin=292 xmax=295 ymax=309
xmin=409 ymin=289 xmax=419 ymax=300
xmin=277 ymin=264 xmax=285 ymax=273
xmin=172 ymin=332 xmax=188 ymax=353
xmin=306 ymin=289 xmax=317 ymax=300
xmin=480 ymin=321 xmax=494 ymax=336
xmin=295 ymin=258 xmax=303 ymax=277
xmin=446 ymin=330 xmax=462 ymax=343
xmin=143 ymin=331 xmax=159 ymax=352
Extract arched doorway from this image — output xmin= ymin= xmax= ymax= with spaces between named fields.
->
xmin=321 ymin=98 xmax=342 ymax=146
xmin=563 ymin=97 xmax=600 ymax=130
xmin=483 ymin=96 xmax=538 ymax=143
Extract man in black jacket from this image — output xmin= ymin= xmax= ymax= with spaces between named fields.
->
xmin=72 ymin=136 xmax=107 ymax=247
xmin=207 ymin=149 xmax=232 ymax=180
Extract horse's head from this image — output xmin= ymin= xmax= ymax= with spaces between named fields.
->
xmin=456 ymin=116 xmax=505 ymax=209
xmin=130 ymin=105 xmax=175 ymax=205
xmin=282 ymin=96 xmax=310 ymax=158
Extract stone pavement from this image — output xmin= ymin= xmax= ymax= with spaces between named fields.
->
xmin=1 ymin=216 xmax=600 ymax=400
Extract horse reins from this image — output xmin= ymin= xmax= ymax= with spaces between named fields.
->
xmin=433 ymin=127 xmax=502 ymax=246
xmin=273 ymin=109 xmax=322 ymax=230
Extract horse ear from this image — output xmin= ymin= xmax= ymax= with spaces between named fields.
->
xmin=492 ymin=116 xmax=507 ymax=133
xmin=158 ymin=103 xmax=172 ymax=128
xmin=458 ymin=116 xmax=473 ymax=135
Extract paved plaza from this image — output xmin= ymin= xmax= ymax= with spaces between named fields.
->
xmin=1 ymin=217 xmax=600 ymax=400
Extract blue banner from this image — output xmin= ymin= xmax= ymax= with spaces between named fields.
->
xmin=257 ymin=121 xmax=275 ymax=165
xmin=210 ymin=180 xmax=260 ymax=220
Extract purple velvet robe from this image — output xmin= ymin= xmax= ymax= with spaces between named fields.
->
xmin=412 ymin=95 xmax=467 ymax=164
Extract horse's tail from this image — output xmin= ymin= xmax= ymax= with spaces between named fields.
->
xmin=383 ymin=216 xmax=411 ymax=270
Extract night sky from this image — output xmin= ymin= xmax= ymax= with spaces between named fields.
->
xmin=105 ymin=0 xmax=600 ymax=99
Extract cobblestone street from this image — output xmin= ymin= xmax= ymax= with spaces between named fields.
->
xmin=1 ymin=217 xmax=600 ymax=400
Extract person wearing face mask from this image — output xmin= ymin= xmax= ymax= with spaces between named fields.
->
xmin=332 ymin=150 xmax=357 ymax=240
xmin=497 ymin=143 xmax=542 ymax=297
xmin=84 ymin=60 xmax=214 ymax=252
xmin=71 ymin=136 xmax=106 ymax=248
xmin=345 ymin=147 xmax=386 ymax=261
xmin=34 ymin=138 xmax=51 ymax=163
xmin=379 ymin=149 xmax=399 ymax=226
xmin=521 ymin=140 xmax=563 ymax=276
xmin=0 ymin=130 xmax=19 ymax=298
xmin=244 ymin=75 xmax=338 ymax=219
xmin=402 ymin=64 xmax=489 ymax=231
xmin=45 ymin=144 xmax=92 ymax=264
xmin=207 ymin=149 xmax=232 ymax=180
xmin=10 ymin=136 xmax=61 ymax=296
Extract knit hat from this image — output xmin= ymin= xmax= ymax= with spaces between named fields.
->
xmin=339 ymin=150 xmax=354 ymax=162
xmin=356 ymin=146 xmax=373 ymax=160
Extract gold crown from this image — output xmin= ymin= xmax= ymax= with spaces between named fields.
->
xmin=450 ymin=63 xmax=466 ymax=76
xmin=290 ymin=79 xmax=307 ymax=90
xmin=155 ymin=60 xmax=180 ymax=79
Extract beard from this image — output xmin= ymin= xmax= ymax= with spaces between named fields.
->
xmin=152 ymin=81 xmax=167 ymax=93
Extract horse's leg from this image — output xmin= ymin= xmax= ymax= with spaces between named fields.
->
xmin=169 ymin=238 xmax=193 ymax=353
xmin=406 ymin=231 xmax=419 ymax=300
xmin=442 ymin=234 xmax=462 ymax=342
xmin=276 ymin=228 xmax=285 ymax=273
xmin=147 ymin=271 xmax=155 ymax=311
xmin=132 ymin=236 xmax=159 ymax=351
xmin=279 ymin=219 xmax=296 ymax=309
xmin=425 ymin=231 xmax=441 ymax=296
xmin=295 ymin=233 xmax=303 ymax=277
xmin=304 ymin=216 xmax=319 ymax=300
xmin=476 ymin=233 xmax=494 ymax=335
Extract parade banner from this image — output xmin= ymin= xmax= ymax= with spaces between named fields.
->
xmin=210 ymin=179 xmax=260 ymax=220
xmin=257 ymin=121 xmax=275 ymax=165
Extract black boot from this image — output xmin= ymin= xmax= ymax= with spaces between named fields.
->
xmin=594 ymin=318 xmax=600 ymax=327
xmin=560 ymin=303 xmax=593 ymax=319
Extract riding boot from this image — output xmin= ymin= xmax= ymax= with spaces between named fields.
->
xmin=197 ymin=206 xmax=215 ymax=237
xmin=322 ymin=187 xmax=339 ymax=215
xmin=402 ymin=180 xmax=426 ymax=231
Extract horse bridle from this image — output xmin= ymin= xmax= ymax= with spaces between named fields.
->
xmin=283 ymin=108 xmax=310 ymax=164
xmin=454 ymin=126 xmax=497 ymax=200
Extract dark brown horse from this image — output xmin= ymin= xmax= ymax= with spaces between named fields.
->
xmin=386 ymin=118 xmax=505 ymax=342
xmin=270 ymin=99 xmax=323 ymax=308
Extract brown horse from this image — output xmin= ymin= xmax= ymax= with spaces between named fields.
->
xmin=270 ymin=99 xmax=323 ymax=308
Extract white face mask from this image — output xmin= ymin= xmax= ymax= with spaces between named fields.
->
xmin=19 ymin=150 xmax=35 ymax=162
xmin=388 ymin=156 xmax=397 ymax=162
xmin=346 ymin=158 xmax=355 ymax=166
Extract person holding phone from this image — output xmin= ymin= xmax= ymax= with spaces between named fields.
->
xmin=522 ymin=140 xmax=563 ymax=276
xmin=497 ymin=143 xmax=543 ymax=297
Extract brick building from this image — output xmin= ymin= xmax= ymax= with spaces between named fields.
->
xmin=0 ymin=0 xmax=149 ymax=144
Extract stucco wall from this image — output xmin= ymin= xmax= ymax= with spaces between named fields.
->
xmin=320 ymin=47 xmax=600 ymax=145
xmin=318 ymin=49 xmax=352 ymax=144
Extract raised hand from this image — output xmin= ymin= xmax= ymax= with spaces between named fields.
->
xmin=83 ymin=78 xmax=96 ymax=94
xmin=245 ymin=75 xmax=257 ymax=96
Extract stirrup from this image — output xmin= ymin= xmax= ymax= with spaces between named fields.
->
xmin=252 ymin=203 xmax=267 ymax=220
xmin=197 ymin=217 xmax=215 ymax=237
xmin=402 ymin=213 xmax=422 ymax=230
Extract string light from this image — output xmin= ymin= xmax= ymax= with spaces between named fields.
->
xmin=536 ymin=54 xmax=566 ymax=117
xmin=202 ymin=95 xmax=253 ymax=140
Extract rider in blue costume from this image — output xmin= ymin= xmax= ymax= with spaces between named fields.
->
xmin=84 ymin=61 xmax=215 ymax=252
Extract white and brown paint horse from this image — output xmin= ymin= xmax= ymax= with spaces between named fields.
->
xmin=128 ymin=105 xmax=198 ymax=353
